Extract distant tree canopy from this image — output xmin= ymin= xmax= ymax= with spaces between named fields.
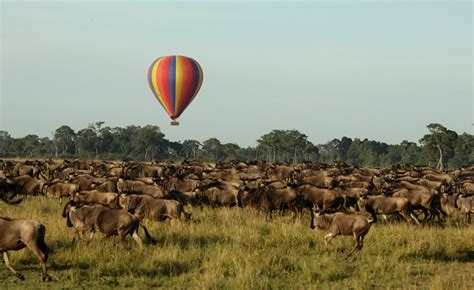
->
xmin=0 ymin=123 xmax=472 ymax=168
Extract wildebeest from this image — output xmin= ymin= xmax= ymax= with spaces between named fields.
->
xmin=117 ymin=179 xmax=165 ymax=198
xmin=295 ymin=184 xmax=345 ymax=214
xmin=312 ymin=212 xmax=373 ymax=259
xmin=0 ymin=177 xmax=23 ymax=204
xmin=43 ymin=180 xmax=79 ymax=202
xmin=73 ymin=190 xmax=120 ymax=208
xmin=119 ymin=194 xmax=191 ymax=223
xmin=0 ymin=217 xmax=52 ymax=281
xmin=456 ymin=195 xmax=474 ymax=224
xmin=392 ymin=187 xmax=443 ymax=222
xmin=195 ymin=183 xmax=238 ymax=208
xmin=9 ymin=175 xmax=44 ymax=196
xmin=357 ymin=195 xmax=420 ymax=225
xmin=62 ymin=201 xmax=154 ymax=248
xmin=163 ymin=190 xmax=197 ymax=206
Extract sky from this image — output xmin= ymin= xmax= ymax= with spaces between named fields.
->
xmin=1 ymin=1 xmax=472 ymax=147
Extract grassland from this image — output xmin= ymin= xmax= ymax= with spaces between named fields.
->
xmin=1 ymin=197 xmax=473 ymax=289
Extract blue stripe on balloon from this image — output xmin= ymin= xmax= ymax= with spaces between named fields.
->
xmin=169 ymin=56 xmax=176 ymax=116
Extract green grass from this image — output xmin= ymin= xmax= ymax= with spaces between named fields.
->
xmin=1 ymin=197 xmax=473 ymax=289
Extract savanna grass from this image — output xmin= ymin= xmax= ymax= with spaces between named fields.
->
xmin=1 ymin=197 xmax=473 ymax=289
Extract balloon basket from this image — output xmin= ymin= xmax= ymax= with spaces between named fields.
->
xmin=171 ymin=121 xmax=180 ymax=126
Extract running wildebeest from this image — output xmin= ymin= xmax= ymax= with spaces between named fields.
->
xmin=0 ymin=217 xmax=52 ymax=281
xmin=118 ymin=194 xmax=191 ymax=223
xmin=62 ymin=201 xmax=154 ymax=248
xmin=312 ymin=212 xmax=374 ymax=259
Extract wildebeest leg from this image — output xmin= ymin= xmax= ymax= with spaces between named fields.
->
xmin=73 ymin=228 xmax=87 ymax=243
xmin=323 ymin=232 xmax=337 ymax=248
xmin=462 ymin=212 xmax=470 ymax=225
xmin=3 ymin=252 xmax=25 ymax=280
xmin=435 ymin=208 xmax=446 ymax=222
xmin=23 ymin=228 xmax=51 ymax=281
xmin=346 ymin=232 xmax=361 ymax=258
xmin=410 ymin=213 xmax=421 ymax=225
xmin=140 ymin=224 xmax=156 ymax=244
xmin=266 ymin=210 xmax=273 ymax=220
xmin=382 ymin=214 xmax=388 ymax=223
xmin=423 ymin=208 xmax=433 ymax=222
xmin=131 ymin=229 xmax=144 ymax=249
xmin=399 ymin=212 xmax=413 ymax=224
xmin=309 ymin=209 xmax=315 ymax=229
xmin=118 ymin=230 xmax=126 ymax=245
xmin=348 ymin=235 xmax=364 ymax=260
xmin=370 ymin=212 xmax=377 ymax=223
xmin=25 ymin=244 xmax=51 ymax=281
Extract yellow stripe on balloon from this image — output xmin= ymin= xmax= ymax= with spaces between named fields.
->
xmin=151 ymin=58 xmax=171 ymax=115
xmin=175 ymin=56 xmax=183 ymax=115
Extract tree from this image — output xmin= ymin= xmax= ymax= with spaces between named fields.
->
xmin=222 ymin=143 xmax=241 ymax=161
xmin=202 ymin=138 xmax=222 ymax=161
xmin=133 ymin=125 xmax=167 ymax=160
xmin=419 ymin=123 xmax=458 ymax=170
xmin=449 ymin=133 xmax=474 ymax=167
xmin=182 ymin=140 xmax=202 ymax=159
xmin=20 ymin=135 xmax=40 ymax=157
xmin=0 ymin=130 xmax=11 ymax=156
xmin=257 ymin=130 xmax=318 ymax=163
xmin=53 ymin=125 xmax=76 ymax=157
xmin=75 ymin=128 xmax=97 ymax=157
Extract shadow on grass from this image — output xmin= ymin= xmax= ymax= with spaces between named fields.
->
xmin=50 ymin=261 xmax=90 ymax=271
xmin=100 ymin=260 xmax=192 ymax=278
xmin=49 ymin=238 xmax=76 ymax=252
xmin=402 ymin=248 xmax=474 ymax=262
xmin=155 ymin=232 xmax=232 ymax=249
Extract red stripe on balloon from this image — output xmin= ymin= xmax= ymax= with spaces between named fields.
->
xmin=180 ymin=60 xmax=202 ymax=117
xmin=156 ymin=56 xmax=173 ymax=114
xmin=176 ymin=57 xmax=196 ymax=116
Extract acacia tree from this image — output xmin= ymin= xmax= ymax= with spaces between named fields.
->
xmin=20 ymin=135 xmax=40 ymax=157
xmin=449 ymin=133 xmax=474 ymax=167
xmin=202 ymin=138 xmax=222 ymax=160
xmin=182 ymin=139 xmax=202 ymax=159
xmin=53 ymin=125 xmax=76 ymax=157
xmin=133 ymin=125 xmax=167 ymax=160
xmin=257 ymin=130 xmax=319 ymax=163
xmin=419 ymin=123 xmax=458 ymax=170
xmin=75 ymin=128 xmax=97 ymax=157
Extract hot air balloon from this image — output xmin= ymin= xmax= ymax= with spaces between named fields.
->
xmin=147 ymin=55 xmax=203 ymax=126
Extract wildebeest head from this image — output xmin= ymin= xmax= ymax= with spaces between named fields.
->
xmin=61 ymin=200 xmax=79 ymax=227
xmin=312 ymin=212 xmax=334 ymax=230
xmin=118 ymin=194 xmax=128 ymax=210
xmin=356 ymin=196 xmax=368 ymax=212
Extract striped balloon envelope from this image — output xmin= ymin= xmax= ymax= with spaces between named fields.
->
xmin=147 ymin=55 xmax=203 ymax=125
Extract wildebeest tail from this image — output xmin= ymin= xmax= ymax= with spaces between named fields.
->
xmin=139 ymin=223 xmax=157 ymax=244
xmin=37 ymin=224 xmax=50 ymax=259
xmin=179 ymin=204 xmax=192 ymax=221
xmin=183 ymin=211 xmax=192 ymax=221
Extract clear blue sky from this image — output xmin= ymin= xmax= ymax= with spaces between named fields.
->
xmin=1 ymin=1 xmax=472 ymax=147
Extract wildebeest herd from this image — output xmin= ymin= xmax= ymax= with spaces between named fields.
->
xmin=1 ymin=159 xmax=473 ymax=281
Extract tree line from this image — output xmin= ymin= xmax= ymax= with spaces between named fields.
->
xmin=0 ymin=123 xmax=472 ymax=169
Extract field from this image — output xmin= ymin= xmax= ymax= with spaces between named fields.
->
xmin=1 ymin=197 xmax=473 ymax=289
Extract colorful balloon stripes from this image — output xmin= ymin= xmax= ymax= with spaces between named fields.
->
xmin=147 ymin=55 xmax=203 ymax=120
